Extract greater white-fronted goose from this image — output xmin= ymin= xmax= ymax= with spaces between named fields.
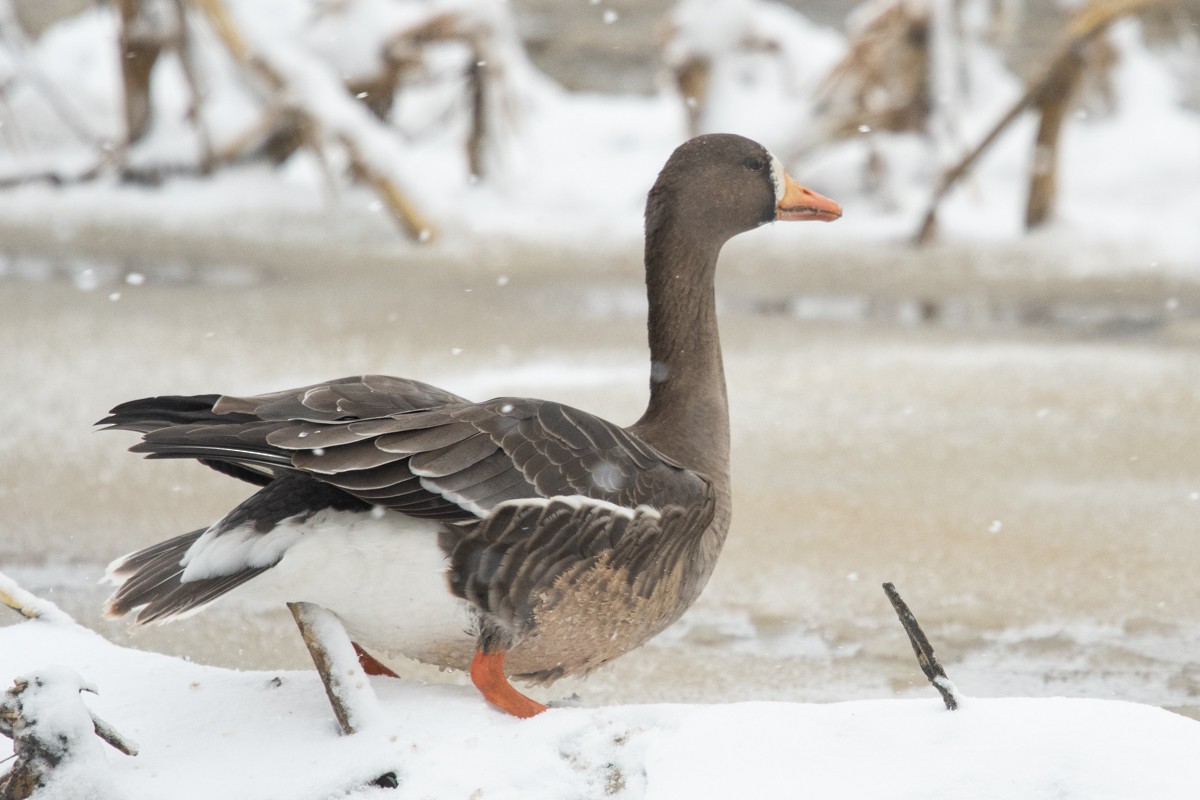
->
xmin=101 ymin=133 xmax=841 ymax=717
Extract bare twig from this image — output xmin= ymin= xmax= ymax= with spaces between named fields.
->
xmin=0 ymin=588 xmax=39 ymax=621
xmin=672 ymin=56 xmax=710 ymax=137
xmin=190 ymin=0 xmax=268 ymax=86
xmin=882 ymin=582 xmax=960 ymax=710
xmin=90 ymin=713 xmax=139 ymax=757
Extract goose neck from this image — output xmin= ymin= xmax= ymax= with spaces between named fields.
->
xmin=634 ymin=224 xmax=730 ymax=479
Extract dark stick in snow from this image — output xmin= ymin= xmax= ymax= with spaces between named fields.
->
xmin=882 ymin=582 xmax=961 ymax=711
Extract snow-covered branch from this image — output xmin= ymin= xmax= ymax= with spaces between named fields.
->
xmin=0 ymin=669 xmax=137 ymax=800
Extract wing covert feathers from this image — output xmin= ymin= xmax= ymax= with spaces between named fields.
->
xmin=102 ymin=375 xmax=707 ymax=521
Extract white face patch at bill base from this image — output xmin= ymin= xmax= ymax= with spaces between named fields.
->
xmin=769 ymin=154 xmax=786 ymax=205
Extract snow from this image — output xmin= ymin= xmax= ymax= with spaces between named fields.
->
xmin=2 ymin=590 xmax=1199 ymax=799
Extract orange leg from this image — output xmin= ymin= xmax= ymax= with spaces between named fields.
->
xmin=469 ymin=650 xmax=548 ymax=718
xmin=352 ymin=642 xmax=399 ymax=678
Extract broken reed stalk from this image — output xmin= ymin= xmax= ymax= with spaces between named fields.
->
xmin=190 ymin=0 xmax=263 ymax=83
xmin=1025 ymin=53 xmax=1080 ymax=229
xmin=117 ymin=0 xmax=166 ymax=146
xmin=882 ymin=582 xmax=960 ymax=710
xmin=287 ymin=602 xmax=376 ymax=736
xmin=673 ymin=56 xmax=711 ymax=137
xmin=914 ymin=0 xmax=1165 ymax=244
xmin=466 ymin=52 xmax=489 ymax=181
xmin=289 ymin=608 xmax=396 ymax=792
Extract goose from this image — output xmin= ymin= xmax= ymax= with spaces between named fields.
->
xmin=100 ymin=133 xmax=841 ymax=717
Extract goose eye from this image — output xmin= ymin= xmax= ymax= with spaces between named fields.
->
xmin=743 ymin=156 xmax=765 ymax=172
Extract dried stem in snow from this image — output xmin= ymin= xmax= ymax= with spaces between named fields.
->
xmin=287 ymin=601 xmax=381 ymax=736
xmin=882 ymin=582 xmax=960 ymax=711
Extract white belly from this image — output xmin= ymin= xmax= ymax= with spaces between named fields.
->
xmin=199 ymin=509 xmax=478 ymax=669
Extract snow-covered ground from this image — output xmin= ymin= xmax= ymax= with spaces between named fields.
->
xmin=4 ymin=580 xmax=1199 ymax=799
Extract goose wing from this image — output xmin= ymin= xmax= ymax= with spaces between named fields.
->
xmin=102 ymin=374 xmax=711 ymax=522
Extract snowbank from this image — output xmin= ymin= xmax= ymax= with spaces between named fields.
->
xmin=2 ymin=585 xmax=1199 ymax=799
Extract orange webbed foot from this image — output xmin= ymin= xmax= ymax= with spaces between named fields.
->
xmin=469 ymin=650 xmax=548 ymax=718
xmin=352 ymin=642 xmax=400 ymax=678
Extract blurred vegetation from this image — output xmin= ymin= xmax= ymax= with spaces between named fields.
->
xmin=2 ymin=0 xmax=1197 ymax=243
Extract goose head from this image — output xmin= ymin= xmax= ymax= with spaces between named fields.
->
xmin=645 ymin=133 xmax=841 ymax=251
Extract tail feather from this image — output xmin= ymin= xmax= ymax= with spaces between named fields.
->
xmin=100 ymin=395 xmax=293 ymax=486
xmin=132 ymin=441 xmax=293 ymax=466
xmin=97 ymin=394 xmax=242 ymax=432
xmin=105 ymin=529 xmax=268 ymax=624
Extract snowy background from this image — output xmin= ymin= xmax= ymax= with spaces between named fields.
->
xmin=2 ymin=0 xmax=1200 ymax=796
xmin=1 ymin=0 xmax=1196 ymax=259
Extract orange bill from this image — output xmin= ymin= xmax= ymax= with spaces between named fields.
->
xmin=776 ymin=172 xmax=842 ymax=222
